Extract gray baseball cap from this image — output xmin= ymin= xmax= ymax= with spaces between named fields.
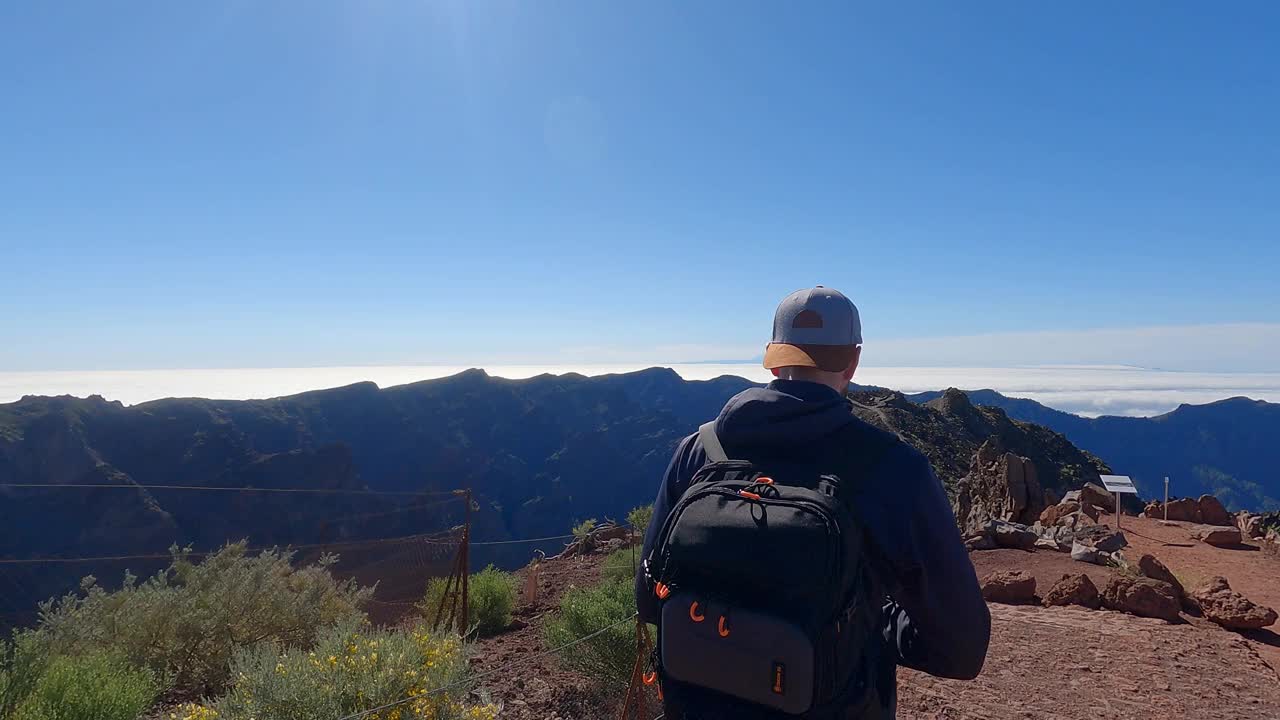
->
xmin=763 ymin=286 xmax=862 ymax=372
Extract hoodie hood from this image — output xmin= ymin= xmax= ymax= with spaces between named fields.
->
xmin=714 ymin=379 xmax=857 ymax=452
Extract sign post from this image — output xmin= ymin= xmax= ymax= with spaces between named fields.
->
xmin=1163 ymin=477 xmax=1170 ymax=521
xmin=1100 ymin=475 xmax=1139 ymax=531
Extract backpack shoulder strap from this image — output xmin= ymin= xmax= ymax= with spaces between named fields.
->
xmin=698 ymin=421 xmax=731 ymax=462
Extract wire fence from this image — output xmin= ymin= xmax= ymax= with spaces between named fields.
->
xmin=0 ymin=482 xmax=462 ymax=497
xmin=1 ymin=483 xmax=656 ymax=718
xmin=0 ymin=527 xmax=463 ymax=565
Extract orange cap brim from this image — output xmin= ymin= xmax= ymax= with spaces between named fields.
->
xmin=762 ymin=343 xmax=859 ymax=373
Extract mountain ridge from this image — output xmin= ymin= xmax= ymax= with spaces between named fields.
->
xmin=2 ymin=368 xmax=1104 ymax=622
xmin=906 ymin=387 xmax=1280 ymax=510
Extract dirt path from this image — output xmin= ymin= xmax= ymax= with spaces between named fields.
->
xmin=468 ymin=553 xmax=622 ymax=720
xmin=898 ymin=602 xmax=1280 ymax=719
xmin=468 ymin=519 xmax=1280 ymax=719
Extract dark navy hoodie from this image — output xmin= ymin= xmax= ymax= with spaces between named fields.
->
xmin=636 ymin=380 xmax=991 ymax=719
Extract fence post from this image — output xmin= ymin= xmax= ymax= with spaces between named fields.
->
xmin=461 ymin=488 xmax=472 ymax=634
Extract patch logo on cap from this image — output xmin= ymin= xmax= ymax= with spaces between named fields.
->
xmin=792 ymin=310 xmax=823 ymax=329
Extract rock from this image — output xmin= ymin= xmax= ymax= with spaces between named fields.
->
xmin=1091 ymin=531 xmax=1129 ymax=554
xmin=1036 ymin=524 xmax=1074 ymax=551
xmin=1236 ymin=512 xmax=1263 ymax=539
xmin=1193 ymin=525 xmax=1242 ymax=547
xmin=1073 ymin=524 xmax=1117 ymax=546
xmin=965 ymin=534 xmax=997 ymax=551
xmin=1043 ymin=573 xmax=1101 ymax=609
xmin=1039 ymin=505 xmax=1060 ymax=525
xmin=1136 ymin=554 xmax=1186 ymax=602
xmin=1101 ymin=576 xmax=1182 ymax=622
xmin=1198 ymin=495 xmax=1232 ymax=527
xmin=1080 ymin=482 xmax=1116 ymax=512
xmin=1035 ymin=536 xmax=1066 ymax=552
xmin=1036 ymin=524 xmax=1075 ymax=550
xmin=981 ymin=570 xmax=1037 ymax=604
xmin=990 ymin=520 xmax=1038 ymax=550
xmin=1062 ymin=490 xmax=1082 ymax=504
xmin=1040 ymin=500 xmax=1082 ymax=526
xmin=1162 ymin=497 xmax=1203 ymax=523
xmin=1044 ymin=489 xmax=1060 ymax=507
xmin=1071 ymin=542 xmax=1105 ymax=565
xmin=1192 ymin=576 xmax=1278 ymax=630
xmin=1050 ymin=525 xmax=1077 ymax=547
xmin=1143 ymin=501 xmax=1163 ymax=518
xmin=953 ymin=438 xmax=1047 ymax=534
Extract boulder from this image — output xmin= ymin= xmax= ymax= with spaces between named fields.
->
xmin=1191 ymin=576 xmax=1278 ymax=630
xmin=1193 ymin=525 xmax=1243 ymax=547
xmin=1143 ymin=501 xmax=1163 ymax=519
xmin=1090 ymin=530 xmax=1129 ymax=554
xmin=1055 ymin=507 xmax=1102 ymax=532
xmin=1043 ymin=573 xmax=1101 ymax=609
xmin=1040 ymin=500 xmax=1083 ymax=526
xmin=1073 ymin=524 xmax=1117 ymax=546
xmin=1237 ymin=512 xmax=1263 ymax=539
xmin=1080 ymin=482 xmax=1116 ymax=512
xmin=1136 ymin=554 xmax=1186 ymax=603
xmin=953 ymin=438 xmax=1046 ymax=534
xmin=989 ymin=520 xmax=1038 ymax=550
xmin=1071 ymin=542 xmax=1105 ymax=565
xmin=1039 ymin=504 xmax=1062 ymax=525
xmin=981 ymin=570 xmax=1037 ymax=605
xmin=1101 ymin=576 xmax=1182 ymax=622
xmin=1062 ymin=490 xmax=1082 ymax=504
xmin=965 ymin=534 xmax=997 ymax=551
xmin=1035 ymin=525 xmax=1074 ymax=552
xmin=1035 ymin=536 xmax=1068 ymax=552
xmin=1162 ymin=498 xmax=1203 ymax=523
xmin=1198 ymin=495 xmax=1232 ymax=527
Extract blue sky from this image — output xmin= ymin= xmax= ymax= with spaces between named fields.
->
xmin=3 ymin=1 xmax=1278 ymax=373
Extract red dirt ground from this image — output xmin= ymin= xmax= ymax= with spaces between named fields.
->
xmin=472 ymin=516 xmax=1280 ymax=719
xmin=467 ymin=553 xmax=628 ymax=720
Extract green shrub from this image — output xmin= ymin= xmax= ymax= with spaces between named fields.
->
xmin=626 ymin=505 xmax=654 ymax=535
xmin=34 ymin=542 xmax=372 ymax=697
xmin=420 ymin=565 xmax=518 ymax=637
xmin=173 ymin=622 xmax=497 ymax=720
xmin=571 ymin=518 xmax=598 ymax=541
xmin=0 ymin=632 xmax=48 ymax=718
xmin=602 ymin=548 xmax=640 ymax=584
xmin=543 ymin=578 xmax=637 ymax=691
xmin=12 ymin=651 xmax=158 ymax=720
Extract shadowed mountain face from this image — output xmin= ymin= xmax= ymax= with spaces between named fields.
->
xmin=847 ymin=388 xmax=1109 ymax=497
xmin=908 ymin=389 xmax=1280 ymax=511
xmin=0 ymin=369 xmax=1102 ymax=621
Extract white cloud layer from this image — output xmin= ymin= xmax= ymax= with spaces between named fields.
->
xmin=866 ymin=323 xmax=1280 ymax=373
xmin=3 ymin=363 xmax=1279 ymax=418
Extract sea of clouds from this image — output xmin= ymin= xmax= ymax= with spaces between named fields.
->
xmin=3 ymin=364 xmax=1279 ymax=418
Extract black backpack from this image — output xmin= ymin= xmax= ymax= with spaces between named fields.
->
xmin=643 ymin=420 xmax=891 ymax=717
